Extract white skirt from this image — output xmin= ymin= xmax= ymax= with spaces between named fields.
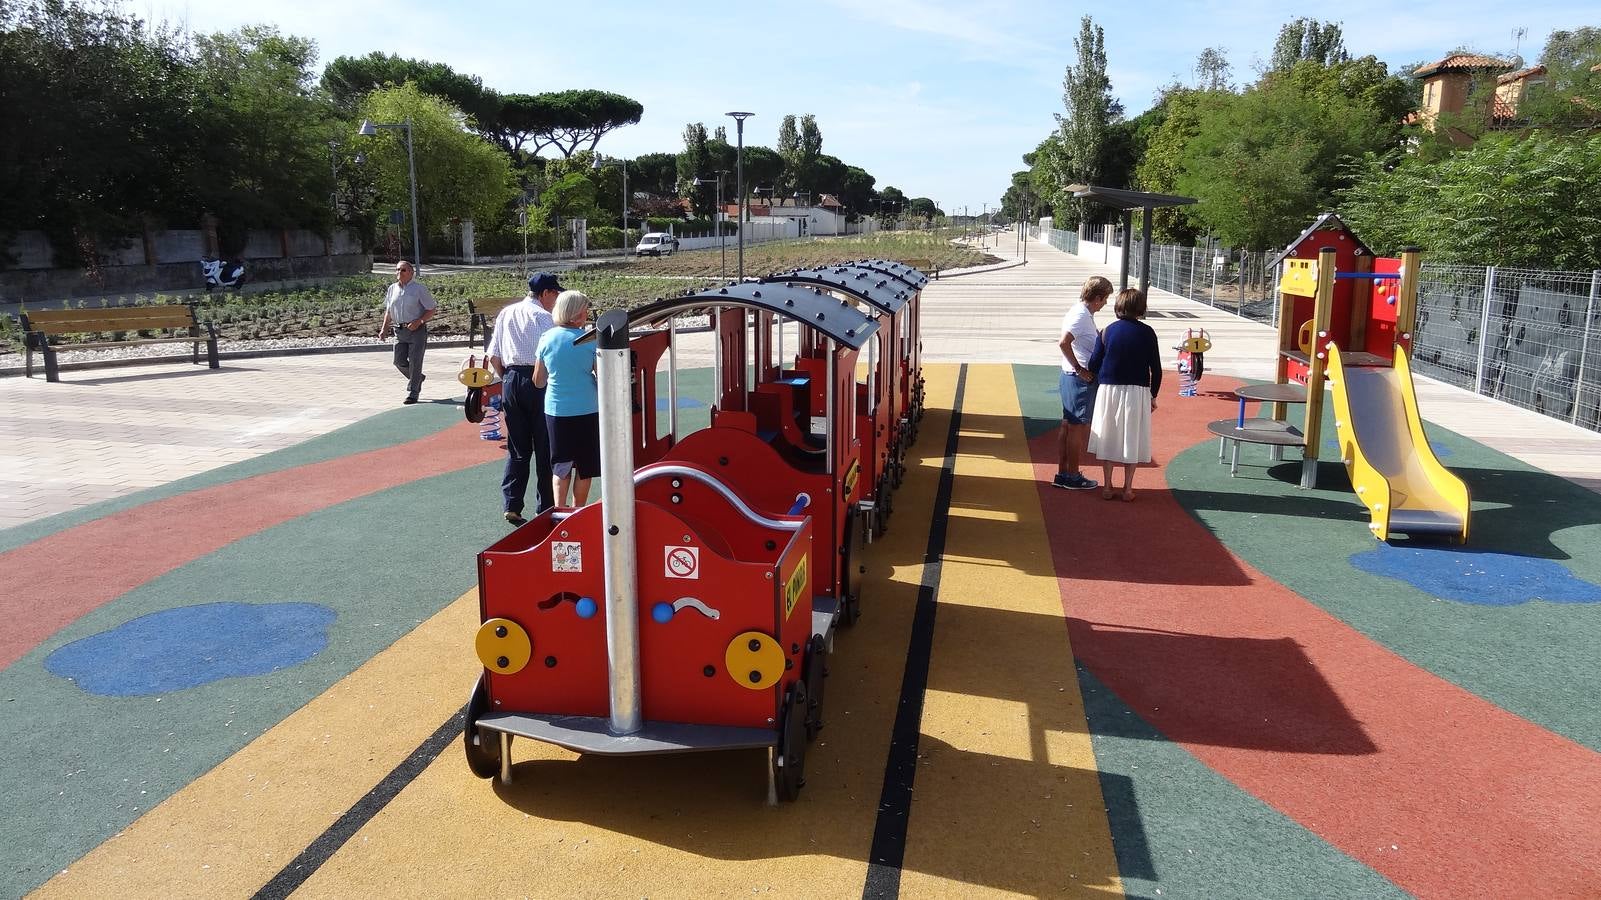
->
xmin=1087 ymin=384 xmax=1153 ymax=464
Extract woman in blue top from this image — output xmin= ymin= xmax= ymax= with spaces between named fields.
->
xmin=533 ymin=290 xmax=600 ymax=506
xmin=1086 ymin=289 xmax=1162 ymax=502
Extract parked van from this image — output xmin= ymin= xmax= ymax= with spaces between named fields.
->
xmin=634 ymin=233 xmax=679 ymax=257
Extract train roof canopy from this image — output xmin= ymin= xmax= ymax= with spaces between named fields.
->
xmin=851 ymin=258 xmax=929 ymax=289
xmin=763 ymin=266 xmax=911 ymax=314
xmin=622 ymin=281 xmax=880 ymax=349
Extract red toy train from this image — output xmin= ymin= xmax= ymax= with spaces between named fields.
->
xmin=464 ymin=260 xmax=928 ymax=801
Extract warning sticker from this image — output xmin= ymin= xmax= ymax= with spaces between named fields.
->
xmin=784 ymin=553 xmax=809 ymax=620
xmin=552 ymin=541 xmax=583 ymax=573
xmin=665 ymin=545 xmax=700 ymax=579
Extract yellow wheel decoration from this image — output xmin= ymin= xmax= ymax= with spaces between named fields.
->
xmin=725 ymin=631 xmax=785 ymax=691
xmin=475 ymin=617 xmax=531 ymax=675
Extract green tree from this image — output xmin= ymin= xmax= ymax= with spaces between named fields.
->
xmin=1518 ymin=28 xmax=1601 ymax=130
xmin=1341 ymin=133 xmax=1601 ymax=268
xmin=1270 ymin=18 xmax=1349 ymax=71
xmin=1177 ymin=61 xmax=1396 ymax=248
xmin=631 ymin=152 xmax=680 ymax=195
xmin=1133 ymin=87 xmax=1211 ymax=242
xmin=839 ymin=166 xmax=876 ymax=220
xmin=876 ymin=185 xmax=908 ymax=226
xmin=539 ymin=171 xmax=600 ymax=224
xmin=740 ymin=146 xmax=785 ymax=195
xmin=1194 ymin=47 xmax=1233 ymax=91
xmin=775 ymin=115 xmax=800 ymax=197
xmin=676 ymin=122 xmax=712 ymax=216
xmin=529 ymin=89 xmax=644 ymax=157
xmin=1055 ymin=15 xmax=1121 ymax=227
xmin=796 ymin=115 xmax=823 ymax=194
xmin=359 ymin=84 xmax=515 ymax=251
xmin=190 ymin=26 xmax=335 ymax=238
xmin=322 ymin=52 xmax=499 ymax=126
xmin=0 ymin=0 xmax=199 ymax=263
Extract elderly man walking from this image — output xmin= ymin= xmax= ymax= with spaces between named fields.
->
xmin=487 ymin=271 xmax=562 ymax=524
xmin=378 ymin=260 xmax=437 ymax=404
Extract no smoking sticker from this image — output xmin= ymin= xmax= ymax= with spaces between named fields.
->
xmin=665 ymin=546 xmax=700 ymax=579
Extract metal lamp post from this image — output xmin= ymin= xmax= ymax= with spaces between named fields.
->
xmin=693 ymin=172 xmax=726 ymax=278
xmin=358 ymin=118 xmax=421 ymax=270
xmin=725 ymin=111 xmax=753 ymax=279
xmin=592 ymin=154 xmax=629 ymax=253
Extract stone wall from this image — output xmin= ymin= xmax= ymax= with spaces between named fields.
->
xmin=1 ymin=227 xmax=370 ymax=301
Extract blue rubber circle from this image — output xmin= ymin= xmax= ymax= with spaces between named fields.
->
xmin=651 ymin=602 xmax=674 ymax=623
xmin=575 ymin=597 xmax=598 ymax=619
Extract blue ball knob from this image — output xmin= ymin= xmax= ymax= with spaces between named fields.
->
xmin=651 ymin=602 xmax=674 ymax=623
xmin=575 ymin=596 xmax=597 ymax=619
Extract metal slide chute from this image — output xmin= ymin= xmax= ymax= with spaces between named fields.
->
xmin=1327 ymin=344 xmax=1470 ymax=542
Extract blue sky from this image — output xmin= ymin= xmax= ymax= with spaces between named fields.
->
xmin=151 ymin=0 xmax=1593 ymax=212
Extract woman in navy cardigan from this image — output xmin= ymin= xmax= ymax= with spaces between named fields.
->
xmin=1086 ymin=289 xmax=1162 ymax=501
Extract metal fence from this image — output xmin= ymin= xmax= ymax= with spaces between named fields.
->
xmin=1041 ymin=228 xmax=1601 ymax=434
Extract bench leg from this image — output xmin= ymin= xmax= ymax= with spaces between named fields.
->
xmin=1218 ymin=436 xmax=1226 ymax=461
xmin=205 ymin=337 xmax=219 ymax=369
xmin=43 ymin=345 xmax=60 ymax=383
xmin=1229 ymin=441 xmax=1240 ymax=476
xmin=25 ymin=345 xmax=33 ymax=379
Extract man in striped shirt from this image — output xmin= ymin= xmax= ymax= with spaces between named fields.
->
xmin=488 ymin=271 xmax=562 ymax=524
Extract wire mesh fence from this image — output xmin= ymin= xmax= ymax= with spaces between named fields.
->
xmin=1040 ymin=228 xmax=1601 ymax=434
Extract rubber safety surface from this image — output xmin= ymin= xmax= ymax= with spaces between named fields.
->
xmin=6 ymin=364 xmax=1601 ymax=898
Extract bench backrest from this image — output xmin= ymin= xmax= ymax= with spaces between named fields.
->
xmin=468 ymin=296 xmax=522 ymax=322
xmin=22 ymin=305 xmax=199 ymax=335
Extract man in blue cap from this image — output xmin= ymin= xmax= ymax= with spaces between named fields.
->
xmin=487 ymin=272 xmax=562 ymax=524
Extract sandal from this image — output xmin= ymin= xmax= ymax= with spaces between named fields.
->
xmin=1101 ymin=488 xmax=1115 ymax=500
xmin=1121 ymin=488 xmax=1136 ymax=502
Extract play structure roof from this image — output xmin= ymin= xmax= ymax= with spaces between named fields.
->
xmin=1267 ymin=212 xmax=1375 ymax=270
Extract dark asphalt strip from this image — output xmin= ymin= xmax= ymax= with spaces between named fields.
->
xmin=862 ymin=363 xmax=966 ymax=900
xmin=251 ymin=706 xmax=467 ymax=900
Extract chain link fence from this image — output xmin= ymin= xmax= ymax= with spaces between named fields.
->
xmin=1041 ymin=227 xmax=1601 ymax=433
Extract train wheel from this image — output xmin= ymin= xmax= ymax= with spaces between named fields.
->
xmin=774 ymin=682 xmax=808 ymax=801
xmin=803 ymin=635 xmax=828 ymax=740
xmin=463 ymin=673 xmax=501 ymax=779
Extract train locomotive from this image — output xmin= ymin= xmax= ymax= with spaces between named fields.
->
xmin=464 ymin=260 xmax=928 ymax=802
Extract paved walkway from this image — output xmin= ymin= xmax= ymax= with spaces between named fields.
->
xmin=4 ymin=236 xmax=1599 ymax=530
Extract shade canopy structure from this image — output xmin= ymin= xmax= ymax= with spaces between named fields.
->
xmin=1067 ymin=184 xmax=1197 ymax=297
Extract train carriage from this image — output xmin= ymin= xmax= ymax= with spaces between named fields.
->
xmin=762 ymin=264 xmax=917 ymax=535
xmin=465 ymin=276 xmax=903 ymax=802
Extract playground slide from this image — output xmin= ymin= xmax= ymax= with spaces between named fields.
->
xmin=1326 ymin=345 xmax=1471 ymax=542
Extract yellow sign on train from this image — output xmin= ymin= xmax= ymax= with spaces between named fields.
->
xmin=1279 ymin=259 xmax=1319 ymax=298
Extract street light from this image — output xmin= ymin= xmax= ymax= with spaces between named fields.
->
xmin=725 ymin=111 xmax=753 ymax=279
xmin=592 ymin=154 xmax=630 ymax=254
xmin=693 ymin=171 xmax=727 ymax=278
xmin=357 ymin=118 xmax=421 ymax=270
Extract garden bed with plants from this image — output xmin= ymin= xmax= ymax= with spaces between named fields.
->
xmin=2 ymin=233 xmax=987 ymax=362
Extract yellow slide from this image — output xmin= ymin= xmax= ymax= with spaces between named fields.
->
xmin=1326 ymin=345 xmax=1471 ymax=542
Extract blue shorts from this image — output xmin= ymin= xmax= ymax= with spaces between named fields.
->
xmin=1060 ymin=370 xmax=1097 ymax=426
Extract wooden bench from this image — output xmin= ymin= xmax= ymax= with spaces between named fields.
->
xmin=21 ymin=304 xmax=218 ymax=383
xmin=467 ymin=296 xmax=522 ymax=350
